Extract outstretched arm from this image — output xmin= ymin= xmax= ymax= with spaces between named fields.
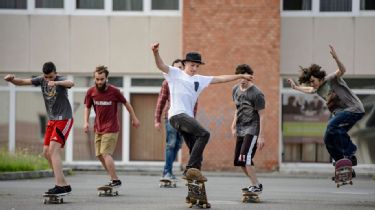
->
xmin=151 ymin=43 xmax=169 ymax=73
xmin=211 ymin=74 xmax=253 ymax=84
xmin=124 ymin=101 xmax=140 ymax=128
xmin=4 ymin=74 xmax=32 ymax=86
xmin=48 ymin=80 xmax=74 ymax=88
xmin=329 ymin=45 xmax=346 ymax=77
xmin=287 ymin=78 xmax=315 ymax=94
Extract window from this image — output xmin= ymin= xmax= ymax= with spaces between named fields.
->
xmin=76 ymin=0 xmax=104 ymax=9
xmin=283 ymin=0 xmax=312 ymax=11
xmin=320 ymin=0 xmax=352 ymax=12
xmin=361 ymin=0 xmax=375 ymax=10
xmin=113 ymin=0 xmax=142 ymax=11
xmin=131 ymin=78 xmax=163 ymax=87
xmin=36 ymin=0 xmax=64 ymax=9
xmin=152 ymin=0 xmax=179 ymax=10
xmin=0 ymin=0 xmax=26 ymax=9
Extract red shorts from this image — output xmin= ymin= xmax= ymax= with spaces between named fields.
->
xmin=44 ymin=119 xmax=73 ymax=148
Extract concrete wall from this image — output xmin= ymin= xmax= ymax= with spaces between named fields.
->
xmin=0 ymin=15 xmax=181 ymax=74
xmin=281 ymin=17 xmax=375 ymax=76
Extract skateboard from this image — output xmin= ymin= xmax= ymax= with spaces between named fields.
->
xmin=159 ymin=178 xmax=177 ymax=188
xmin=42 ymin=193 xmax=68 ymax=204
xmin=97 ymin=185 xmax=119 ymax=196
xmin=241 ymin=188 xmax=260 ymax=203
xmin=185 ymin=168 xmax=210 ymax=209
xmin=332 ymin=158 xmax=353 ymax=188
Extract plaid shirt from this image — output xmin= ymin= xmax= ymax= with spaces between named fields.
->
xmin=154 ymin=80 xmax=198 ymax=124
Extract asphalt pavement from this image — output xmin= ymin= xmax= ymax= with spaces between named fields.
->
xmin=0 ymin=171 xmax=374 ymax=210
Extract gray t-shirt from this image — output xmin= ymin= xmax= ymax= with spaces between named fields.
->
xmin=232 ymin=84 xmax=265 ymax=136
xmin=31 ymin=75 xmax=73 ymax=120
xmin=315 ymin=73 xmax=364 ymax=114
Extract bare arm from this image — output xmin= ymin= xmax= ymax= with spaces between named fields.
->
xmin=287 ymin=78 xmax=315 ymax=94
xmin=4 ymin=74 xmax=32 ymax=86
xmin=151 ymin=43 xmax=169 ymax=73
xmin=211 ymin=74 xmax=253 ymax=84
xmin=124 ymin=101 xmax=140 ymax=128
xmin=329 ymin=45 xmax=346 ymax=77
xmin=83 ymin=107 xmax=91 ymax=133
xmin=231 ymin=111 xmax=237 ymax=137
xmin=257 ymin=109 xmax=265 ymax=150
xmin=49 ymin=80 xmax=74 ymax=88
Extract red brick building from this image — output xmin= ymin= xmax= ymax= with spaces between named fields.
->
xmin=181 ymin=0 xmax=280 ymax=171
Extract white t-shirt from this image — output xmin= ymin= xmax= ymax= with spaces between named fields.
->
xmin=163 ymin=66 xmax=213 ymax=118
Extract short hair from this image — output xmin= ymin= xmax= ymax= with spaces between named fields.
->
xmin=95 ymin=65 xmax=109 ymax=77
xmin=235 ymin=64 xmax=253 ymax=75
xmin=42 ymin=62 xmax=56 ymax=74
xmin=172 ymin=59 xmax=183 ymax=66
xmin=298 ymin=64 xmax=326 ymax=84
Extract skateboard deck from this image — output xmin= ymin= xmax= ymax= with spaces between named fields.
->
xmin=42 ymin=193 xmax=68 ymax=204
xmin=185 ymin=168 xmax=210 ymax=209
xmin=332 ymin=158 xmax=353 ymax=188
xmin=97 ymin=185 xmax=119 ymax=196
xmin=159 ymin=178 xmax=177 ymax=188
xmin=241 ymin=189 xmax=260 ymax=203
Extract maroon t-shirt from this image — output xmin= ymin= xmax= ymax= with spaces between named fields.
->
xmin=84 ymin=85 xmax=127 ymax=134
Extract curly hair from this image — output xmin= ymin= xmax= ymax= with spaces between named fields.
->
xmin=298 ymin=64 xmax=326 ymax=85
xmin=235 ymin=64 xmax=253 ymax=75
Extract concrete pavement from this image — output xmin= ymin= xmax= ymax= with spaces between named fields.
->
xmin=0 ymin=171 xmax=374 ymax=210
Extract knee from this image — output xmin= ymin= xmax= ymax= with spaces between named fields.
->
xmin=201 ymin=131 xmax=210 ymax=142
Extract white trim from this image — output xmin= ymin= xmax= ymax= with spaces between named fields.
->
xmin=65 ymin=75 xmax=74 ymax=163
xmin=123 ymin=75 xmax=131 ymax=164
xmin=8 ymin=83 xmax=16 ymax=153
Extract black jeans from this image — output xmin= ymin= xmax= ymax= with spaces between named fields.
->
xmin=169 ymin=113 xmax=210 ymax=170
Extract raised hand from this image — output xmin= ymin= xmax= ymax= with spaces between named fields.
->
xmin=329 ymin=44 xmax=339 ymax=60
xmin=4 ymin=74 xmax=15 ymax=82
xmin=151 ymin=43 xmax=160 ymax=53
xmin=287 ymin=78 xmax=296 ymax=89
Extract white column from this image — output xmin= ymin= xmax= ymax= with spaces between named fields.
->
xmin=123 ymin=76 xmax=131 ymax=164
xmin=8 ymin=84 xmax=16 ymax=153
xmin=65 ymin=75 xmax=74 ymax=163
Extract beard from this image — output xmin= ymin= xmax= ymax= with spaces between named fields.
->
xmin=95 ymin=82 xmax=107 ymax=92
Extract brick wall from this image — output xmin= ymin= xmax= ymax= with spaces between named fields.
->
xmin=181 ymin=0 xmax=280 ymax=171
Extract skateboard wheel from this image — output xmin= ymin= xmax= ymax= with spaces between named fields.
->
xmin=202 ymin=204 xmax=207 ymax=208
xmin=337 ymin=184 xmax=340 ymax=188
xmin=115 ymin=191 xmax=119 ymax=196
xmin=242 ymin=197 xmax=246 ymax=202
xmin=188 ymin=203 xmax=193 ymax=208
xmin=60 ymin=198 xmax=63 ymax=203
xmin=349 ymin=181 xmax=353 ymax=185
xmin=43 ymin=199 xmax=47 ymax=204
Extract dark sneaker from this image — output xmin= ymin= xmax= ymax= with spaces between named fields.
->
xmin=46 ymin=186 xmax=67 ymax=195
xmin=247 ymin=184 xmax=263 ymax=194
xmin=108 ymin=180 xmax=122 ymax=187
xmin=46 ymin=185 xmax=58 ymax=194
xmin=352 ymin=169 xmax=356 ymax=178
xmin=63 ymin=185 xmax=72 ymax=193
xmin=349 ymin=155 xmax=357 ymax=166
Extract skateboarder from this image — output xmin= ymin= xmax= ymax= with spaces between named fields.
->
xmin=287 ymin=45 xmax=365 ymax=166
xmin=231 ymin=64 xmax=265 ymax=194
xmin=154 ymin=59 xmax=198 ymax=180
xmin=4 ymin=62 xmax=74 ymax=195
xmin=84 ymin=65 xmax=140 ymax=187
xmin=151 ymin=42 xmax=253 ymax=179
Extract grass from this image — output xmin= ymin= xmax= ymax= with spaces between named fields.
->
xmin=0 ymin=149 xmax=49 ymax=172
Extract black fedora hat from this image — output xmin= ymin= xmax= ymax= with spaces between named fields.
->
xmin=182 ymin=52 xmax=205 ymax=65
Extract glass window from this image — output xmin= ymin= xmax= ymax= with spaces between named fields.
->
xmin=76 ymin=0 xmax=104 ymax=9
xmin=15 ymin=91 xmax=46 ymax=156
xmin=151 ymin=0 xmax=179 ymax=10
xmin=131 ymin=78 xmax=163 ymax=87
xmin=361 ymin=0 xmax=375 ymax=10
xmin=113 ymin=0 xmax=142 ymax=11
xmin=35 ymin=0 xmax=64 ymax=9
xmin=0 ymin=0 xmax=26 ymax=9
xmin=320 ymin=0 xmax=352 ymax=12
xmin=0 ymin=91 xmax=9 ymax=150
xmin=283 ymin=0 xmax=312 ymax=11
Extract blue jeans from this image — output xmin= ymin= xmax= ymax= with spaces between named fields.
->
xmin=324 ymin=111 xmax=364 ymax=161
xmin=163 ymin=119 xmax=182 ymax=176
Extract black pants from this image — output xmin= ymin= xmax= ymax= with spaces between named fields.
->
xmin=170 ymin=113 xmax=210 ymax=170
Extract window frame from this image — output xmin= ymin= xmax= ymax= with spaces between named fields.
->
xmin=281 ymin=0 xmax=375 ymax=17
